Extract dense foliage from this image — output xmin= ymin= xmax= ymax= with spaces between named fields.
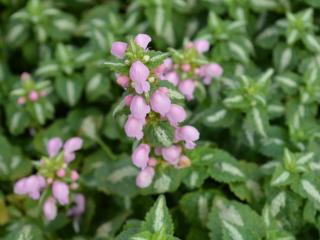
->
xmin=1 ymin=0 xmax=320 ymax=239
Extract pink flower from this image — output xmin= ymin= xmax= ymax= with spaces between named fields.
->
xmin=198 ymin=63 xmax=223 ymax=85
xmin=136 ymin=167 xmax=155 ymax=188
xmin=124 ymin=115 xmax=144 ymax=140
xmin=28 ymin=90 xmax=39 ymax=101
xmin=148 ymin=158 xmax=157 ymax=167
xmin=161 ymin=145 xmax=182 ymax=165
xmin=47 ymin=137 xmax=63 ymax=157
xmin=21 ymin=72 xmax=30 ymax=81
xmin=116 ymin=75 xmax=130 ymax=88
xmin=132 ymin=144 xmax=150 ymax=169
xmin=14 ymin=178 xmax=27 ymax=195
xmin=63 ymin=137 xmax=83 ymax=163
xmin=135 ymin=33 xmax=152 ymax=49
xmin=71 ymin=170 xmax=79 ymax=181
xmin=129 ymin=61 xmax=150 ymax=94
xmin=164 ymin=71 xmax=179 ymax=86
xmin=150 ymin=90 xmax=171 ymax=116
xmin=68 ymin=194 xmax=85 ymax=217
xmin=166 ymin=104 xmax=187 ymax=126
xmin=111 ymin=42 xmax=128 ymax=59
xmin=175 ymin=126 xmax=200 ymax=149
xmin=52 ymin=181 xmax=69 ymax=205
xmin=56 ymin=169 xmax=66 ymax=177
xmin=181 ymin=64 xmax=191 ymax=72
xmin=194 ymin=39 xmax=210 ymax=53
xmin=130 ymin=96 xmax=150 ymax=120
xmin=24 ymin=175 xmax=46 ymax=200
xmin=17 ymin=96 xmax=25 ymax=105
xmin=43 ymin=197 xmax=57 ymax=221
xmin=124 ymin=95 xmax=133 ymax=106
xmin=178 ymin=79 xmax=196 ymax=100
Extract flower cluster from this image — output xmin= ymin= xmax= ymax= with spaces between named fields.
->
xmin=155 ymin=39 xmax=223 ymax=100
xmin=14 ymin=137 xmax=85 ymax=221
xmin=110 ymin=34 xmax=200 ymax=188
xmin=13 ymin=72 xmax=50 ymax=105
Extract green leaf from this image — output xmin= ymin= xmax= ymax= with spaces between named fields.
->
xmin=141 ymin=195 xmax=174 ymax=235
xmin=5 ymin=224 xmax=44 ymax=240
xmin=55 ymin=76 xmax=84 ymax=106
xmin=144 ymin=121 xmax=174 ymax=147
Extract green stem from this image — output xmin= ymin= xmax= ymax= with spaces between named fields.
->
xmin=95 ymin=137 xmax=117 ymax=161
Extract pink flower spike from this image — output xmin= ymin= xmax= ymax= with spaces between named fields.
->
xmin=124 ymin=115 xmax=144 ymax=140
xmin=194 ymin=39 xmax=210 ymax=53
xmin=71 ymin=170 xmax=79 ymax=181
xmin=56 ymin=169 xmax=66 ymax=178
xmin=132 ymin=144 xmax=150 ymax=169
xmin=28 ymin=90 xmax=39 ymax=101
xmin=124 ymin=95 xmax=133 ymax=106
xmin=135 ymin=33 xmax=152 ymax=49
xmin=150 ymin=90 xmax=171 ymax=116
xmin=178 ymin=79 xmax=196 ymax=100
xmin=47 ymin=137 xmax=63 ymax=157
xmin=130 ymin=61 xmax=150 ymax=94
xmin=161 ymin=145 xmax=182 ymax=165
xmin=130 ymin=96 xmax=150 ymax=120
xmin=20 ymin=72 xmax=30 ymax=81
xmin=111 ymin=42 xmax=128 ymax=59
xmin=52 ymin=181 xmax=69 ymax=205
xmin=136 ymin=167 xmax=155 ymax=188
xmin=116 ymin=75 xmax=130 ymax=88
xmin=64 ymin=137 xmax=83 ymax=154
xmin=175 ymin=126 xmax=200 ymax=149
xmin=17 ymin=96 xmax=25 ymax=105
xmin=43 ymin=197 xmax=57 ymax=221
xmin=166 ymin=104 xmax=187 ymax=126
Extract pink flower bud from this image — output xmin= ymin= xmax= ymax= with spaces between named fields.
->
xmin=47 ymin=178 xmax=53 ymax=184
xmin=136 ymin=167 xmax=155 ymax=188
xmin=175 ymin=126 xmax=200 ymax=149
xmin=154 ymin=147 xmax=162 ymax=156
xmin=111 ymin=42 xmax=128 ymax=59
xmin=68 ymin=194 xmax=85 ymax=217
xmin=124 ymin=95 xmax=133 ymax=106
xmin=20 ymin=72 xmax=30 ymax=81
xmin=148 ymin=158 xmax=157 ymax=167
xmin=132 ymin=144 xmax=150 ymax=168
xmin=130 ymin=61 xmax=150 ymax=94
xmin=63 ymin=137 xmax=83 ymax=163
xmin=178 ymin=79 xmax=196 ymax=100
xmin=181 ymin=64 xmax=191 ymax=72
xmin=28 ymin=90 xmax=39 ymax=101
xmin=186 ymin=42 xmax=194 ymax=49
xmin=178 ymin=155 xmax=191 ymax=168
xmin=205 ymin=63 xmax=223 ymax=77
xmin=43 ymin=197 xmax=57 ymax=221
xmin=47 ymin=137 xmax=63 ymax=157
xmin=124 ymin=115 xmax=144 ymax=140
xmin=130 ymin=96 xmax=150 ymax=120
xmin=71 ymin=170 xmax=79 ymax=181
xmin=161 ymin=145 xmax=182 ymax=165
xmin=150 ymin=90 xmax=171 ymax=116
xmin=116 ymin=75 xmax=130 ymax=88
xmin=56 ymin=169 xmax=66 ymax=178
xmin=64 ymin=137 xmax=83 ymax=153
xmin=52 ymin=181 xmax=69 ymax=205
xmin=14 ymin=178 xmax=27 ymax=195
xmin=164 ymin=71 xmax=179 ymax=86
xmin=17 ymin=96 xmax=25 ymax=105
xmin=135 ymin=33 xmax=152 ymax=49
xmin=70 ymin=183 xmax=79 ymax=190
xmin=166 ymin=104 xmax=187 ymax=126
xmin=194 ymin=39 xmax=210 ymax=53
